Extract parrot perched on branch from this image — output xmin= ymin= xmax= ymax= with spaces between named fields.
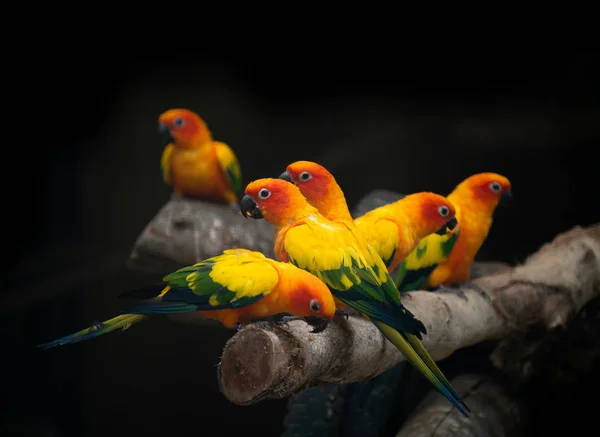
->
xmin=279 ymin=161 xmax=459 ymax=273
xmin=241 ymin=178 xmax=470 ymax=418
xmin=37 ymin=249 xmax=336 ymax=350
xmin=394 ymin=172 xmax=512 ymax=291
xmin=158 ymin=108 xmax=243 ymax=210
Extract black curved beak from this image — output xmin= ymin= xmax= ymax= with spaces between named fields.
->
xmin=158 ymin=123 xmax=174 ymax=147
xmin=500 ymin=189 xmax=513 ymax=206
xmin=278 ymin=171 xmax=295 ymax=184
xmin=435 ymin=216 xmax=458 ymax=235
xmin=240 ymin=194 xmax=263 ymax=219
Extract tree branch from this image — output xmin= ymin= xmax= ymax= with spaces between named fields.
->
xmin=127 ymin=194 xmax=275 ymax=273
xmin=394 ymin=374 xmax=526 ymax=437
xmin=217 ymin=223 xmax=600 ymax=405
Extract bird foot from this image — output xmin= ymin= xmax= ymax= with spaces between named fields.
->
xmin=432 ymin=284 xmax=468 ymax=299
xmin=90 ymin=320 xmax=103 ymax=331
xmin=268 ymin=313 xmax=298 ymax=328
xmin=304 ymin=316 xmax=330 ymax=334
xmin=270 ymin=314 xmax=330 ymax=333
xmin=335 ymin=309 xmax=350 ymax=320
xmin=235 ymin=323 xmax=244 ymax=331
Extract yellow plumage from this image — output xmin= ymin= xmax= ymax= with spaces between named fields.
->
xmin=160 ymin=143 xmax=175 ymax=184
xmin=283 ymin=216 xmax=390 ymax=289
xmin=204 ymin=249 xmax=279 ymax=304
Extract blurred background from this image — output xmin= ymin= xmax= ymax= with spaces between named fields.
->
xmin=1 ymin=49 xmax=598 ymax=436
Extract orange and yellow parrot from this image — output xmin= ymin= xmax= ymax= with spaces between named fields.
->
xmin=158 ymin=108 xmax=243 ymax=210
xmin=279 ymin=161 xmax=459 ymax=273
xmin=241 ymin=178 xmax=470 ymax=418
xmin=394 ymin=172 xmax=512 ymax=291
xmin=37 ymin=249 xmax=336 ymax=350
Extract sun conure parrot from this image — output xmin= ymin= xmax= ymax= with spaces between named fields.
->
xmin=394 ymin=172 xmax=512 ymax=291
xmin=279 ymin=160 xmax=460 ymax=274
xmin=240 ymin=178 xmax=470 ymax=418
xmin=37 ymin=249 xmax=336 ymax=350
xmin=158 ymin=108 xmax=243 ymax=211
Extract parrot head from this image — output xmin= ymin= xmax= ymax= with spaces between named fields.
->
xmin=157 ymin=108 xmax=212 ymax=149
xmin=401 ymin=192 xmax=459 ymax=236
xmin=284 ymin=268 xmax=337 ymax=325
xmin=454 ymin=172 xmax=512 ymax=209
xmin=279 ymin=160 xmax=352 ymax=220
xmin=241 ymin=178 xmax=314 ymax=226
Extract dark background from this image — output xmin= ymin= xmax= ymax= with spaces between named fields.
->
xmin=1 ymin=49 xmax=598 ymax=436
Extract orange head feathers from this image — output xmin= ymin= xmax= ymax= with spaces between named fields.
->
xmin=279 ymin=160 xmax=353 ymax=221
xmin=241 ymin=178 xmax=317 ymax=228
xmin=450 ymin=172 xmax=512 ymax=213
xmin=278 ymin=265 xmax=337 ymax=322
xmin=397 ymin=192 xmax=458 ymax=236
xmin=158 ymin=108 xmax=212 ymax=149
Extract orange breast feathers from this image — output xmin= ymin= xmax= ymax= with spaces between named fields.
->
xmin=424 ymin=206 xmax=484 ymax=287
xmin=425 ymin=172 xmax=512 ymax=287
xmin=169 ymin=143 xmax=236 ymax=203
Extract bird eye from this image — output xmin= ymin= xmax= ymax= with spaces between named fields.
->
xmin=489 ymin=182 xmax=502 ymax=193
xmin=258 ymin=188 xmax=271 ymax=200
xmin=299 ymin=171 xmax=312 ymax=182
xmin=309 ymin=299 xmax=321 ymax=313
xmin=438 ymin=205 xmax=450 ymax=217
xmin=173 ymin=117 xmax=185 ymax=128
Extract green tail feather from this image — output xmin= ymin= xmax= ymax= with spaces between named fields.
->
xmin=37 ymin=314 xmax=146 ymax=350
xmin=372 ymin=319 xmax=470 ymax=418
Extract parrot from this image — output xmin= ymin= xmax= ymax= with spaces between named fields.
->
xmin=37 ymin=249 xmax=336 ymax=350
xmin=279 ymin=160 xmax=460 ymax=274
xmin=158 ymin=108 xmax=243 ymax=211
xmin=240 ymin=178 xmax=470 ymax=418
xmin=394 ymin=172 xmax=512 ymax=291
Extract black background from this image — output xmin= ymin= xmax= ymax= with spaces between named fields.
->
xmin=1 ymin=45 xmax=598 ymax=436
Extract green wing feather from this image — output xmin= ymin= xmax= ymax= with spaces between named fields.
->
xmin=124 ymin=249 xmax=279 ymax=314
xmin=394 ymin=228 xmax=460 ymax=292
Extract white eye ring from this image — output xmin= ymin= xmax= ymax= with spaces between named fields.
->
xmin=299 ymin=171 xmax=312 ymax=182
xmin=489 ymin=182 xmax=501 ymax=193
xmin=309 ymin=299 xmax=321 ymax=313
xmin=173 ymin=117 xmax=185 ymax=128
xmin=258 ymin=188 xmax=271 ymax=200
xmin=438 ymin=205 xmax=450 ymax=217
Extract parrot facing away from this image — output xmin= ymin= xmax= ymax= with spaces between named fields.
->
xmin=37 ymin=249 xmax=336 ymax=350
xmin=158 ymin=108 xmax=243 ymax=210
xmin=240 ymin=178 xmax=470 ymax=418
xmin=395 ymin=172 xmax=512 ymax=291
xmin=279 ymin=160 xmax=460 ymax=274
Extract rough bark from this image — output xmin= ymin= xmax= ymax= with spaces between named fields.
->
xmin=127 ymin=193 xmax=275 ymax=273
xmin=394 ymin=374 xmax=526 ymax=437
xmin=217 ymin=223 xmax=600 ymax=405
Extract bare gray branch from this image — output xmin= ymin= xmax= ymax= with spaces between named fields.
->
xmin=128 ymin=194 xmax=275 ymax=272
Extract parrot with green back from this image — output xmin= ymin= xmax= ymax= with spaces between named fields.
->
xmin=279 ymin=160 xmax=459 ymax=274
xmin=394 ymin=172 xmax=512 ymax=291
xmin=241 ymin=178 xmax=470 ymax=417
xmin=158 ymin=108 xmax=243 ymax=212
xmin=37 ymin=249 xmax=336 ymax=350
